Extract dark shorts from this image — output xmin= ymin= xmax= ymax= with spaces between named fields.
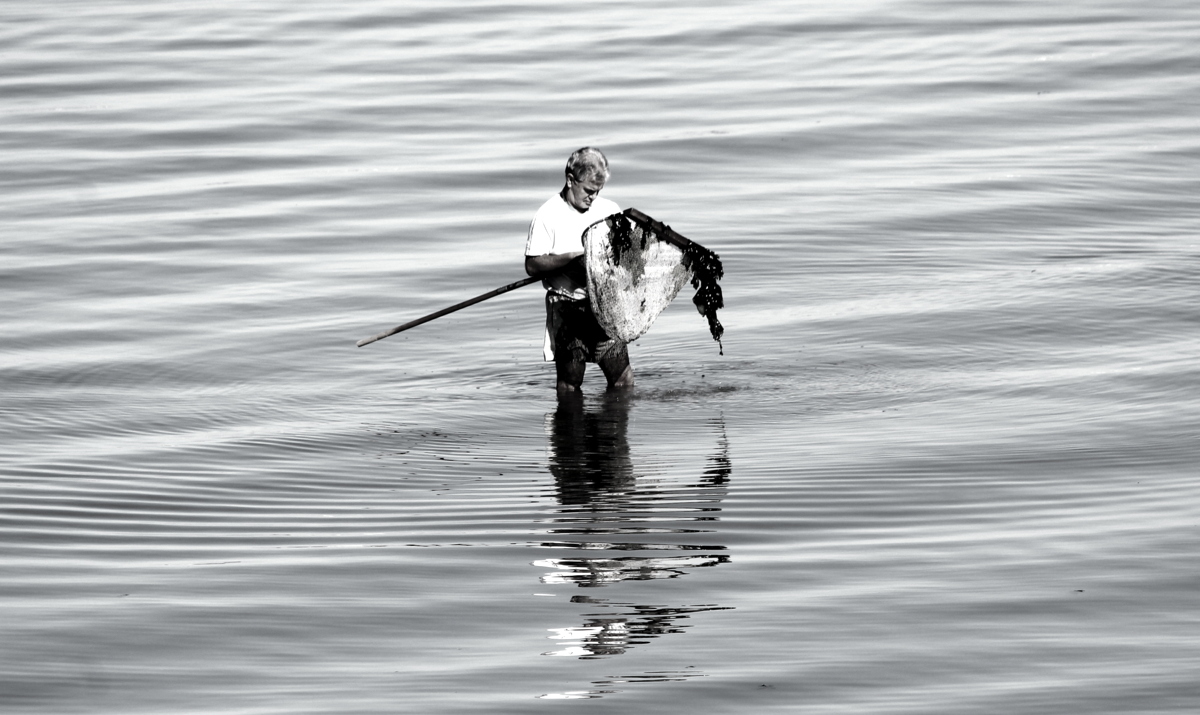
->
xmin=546 ymin=293 xmax=626 ymax=365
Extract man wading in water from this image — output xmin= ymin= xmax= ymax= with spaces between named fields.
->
xmin=525 ymin=147 xmax=633 ymax=397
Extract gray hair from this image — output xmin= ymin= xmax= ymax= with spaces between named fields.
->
xmin=565 ymin=146 xmax=610 ymax=182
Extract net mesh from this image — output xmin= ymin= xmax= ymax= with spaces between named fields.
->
xmin=584 ymin=210 xmax=724 ymax=351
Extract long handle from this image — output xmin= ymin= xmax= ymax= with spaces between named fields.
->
xmin=357 ymin=275 xmax=541 ymax=347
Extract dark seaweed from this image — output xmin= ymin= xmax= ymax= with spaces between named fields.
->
xmin=607 ymin=213 xmax=635 ymax=266
xmin=682 ymin=238 xmax=725 ymax=355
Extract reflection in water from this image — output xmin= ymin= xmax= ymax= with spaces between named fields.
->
xmin=586 ymin=669 xmax=704 ymax=685
xmin=545 ymin=595 xmax=732 ymax=659
xmin=536 ymin=668 xmax=709 ymax=700
xmin=537 ymin=392 xmax=732 ymax=662
xmin=546 ymin=391 xmax=636 ymax=506
xmin=533 ymin=554 xmax=728 ymax=586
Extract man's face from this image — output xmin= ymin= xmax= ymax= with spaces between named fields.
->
xmin=564 ymin=174 xmax=606 ymax=212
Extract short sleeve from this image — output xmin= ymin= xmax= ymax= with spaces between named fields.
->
xmin=525 ymin=213 xmax=553 ymax=256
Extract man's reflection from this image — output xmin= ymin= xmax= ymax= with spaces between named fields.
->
xmin=547 ymin=391 xmax=635 ymax=506
xmin=537 ymin=392 xmax=732 ymax=658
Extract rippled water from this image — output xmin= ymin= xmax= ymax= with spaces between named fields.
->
xmin=3 ymin=1 xmax=1199 ymax=712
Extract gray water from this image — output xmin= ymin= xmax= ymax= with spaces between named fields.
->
xmin=3 ymin=1 xmax=1199 ymax=712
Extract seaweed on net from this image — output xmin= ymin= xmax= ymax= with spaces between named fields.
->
xmin=681 ymin=238 xmax=725 ymax=354
xmin=607 ymin=213 xmax=635 ymax=266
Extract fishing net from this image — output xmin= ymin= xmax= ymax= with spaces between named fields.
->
xmin=583 ymin=208 xmax=725 ymax=352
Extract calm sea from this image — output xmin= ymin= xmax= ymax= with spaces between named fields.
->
xmin=3 ymin=0 xmax=1199 ymax=712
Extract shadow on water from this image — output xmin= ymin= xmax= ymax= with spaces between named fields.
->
xmin=534 ymin=391 xmax=733 ymax=666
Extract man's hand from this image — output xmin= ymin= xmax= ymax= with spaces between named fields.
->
xmin=560 ymin=254 xmax=587 ymax=284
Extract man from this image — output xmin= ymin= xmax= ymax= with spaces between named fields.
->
xmin=525 ymin=147 xmax=633 ymax=396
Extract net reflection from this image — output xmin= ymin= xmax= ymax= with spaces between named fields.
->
xmin=537 ymin=392 xmax=732 ymax=659
xmin=544 ymin=595 xmax=732 ymax=659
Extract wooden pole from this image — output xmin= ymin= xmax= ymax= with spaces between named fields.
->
xmin=356 ymin=275 xmax=541 ymax=347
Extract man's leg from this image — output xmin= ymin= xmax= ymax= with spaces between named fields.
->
xmin=548 ymin=295 xmax=586 ymax=397
xmin=556 ymin=351 xmax=586 ymax=397
xmin=598 ymin=344 xmax=634 ymax=390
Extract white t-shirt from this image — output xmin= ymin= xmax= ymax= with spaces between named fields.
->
xmin=525 ymin=192 xmax=620 ymax=300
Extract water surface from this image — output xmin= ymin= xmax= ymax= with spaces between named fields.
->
xmin=3 ymin=0 xmax=1199 ymax=712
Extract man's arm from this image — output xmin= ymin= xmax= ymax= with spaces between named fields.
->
xmin=525 ymin=251 xmax=584 ymax=277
